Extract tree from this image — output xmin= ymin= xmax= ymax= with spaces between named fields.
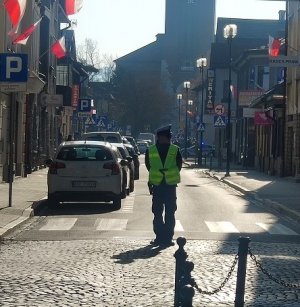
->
xmin=77 ymin=38 xmax=115 ymax=82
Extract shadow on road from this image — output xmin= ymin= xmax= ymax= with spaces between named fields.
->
xmin=112 ymin=244 xmax=167 ymax=264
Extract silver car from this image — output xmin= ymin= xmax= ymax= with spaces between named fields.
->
xmin=47 ymin=141 xmax=128 ymax=209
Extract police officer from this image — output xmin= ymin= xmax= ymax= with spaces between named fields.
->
xmin=145 ymin=125 xmax=183 ymax=247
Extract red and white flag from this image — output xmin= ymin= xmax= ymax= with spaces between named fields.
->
xmin=12 ymin=17 xmax=42 ymax=45
xmin=65 ymin=0 xmax=83 ymax=15
xmin=269 ymin=35 xmax=281 ymax=57
xmin=4 ymin=0 xmax=27 ymax=35
xmin=51 ymin=36 xmax=67 ymax=59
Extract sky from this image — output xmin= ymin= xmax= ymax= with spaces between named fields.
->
xmin=73 ymin=0 xmax=285 ymax=58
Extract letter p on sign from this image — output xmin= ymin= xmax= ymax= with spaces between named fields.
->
xmin=6 ymin=56 xmax=22 ymax=79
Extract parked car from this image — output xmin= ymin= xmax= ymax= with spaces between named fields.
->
xmin=180 ymin=144 xmax=215 ymax=158
xmin=137 ymin=132 xmax=156 ymax=145
xmin=82 ymin=131 xmax=122 ymax=144
xmin=46 ymin=141 xmax=128 ymax=209
xmin=124 ymin=143 xmax=140 ymax=180
xmin=114 ymin=143 xmax=135 ymax=193
xmin=137 ymin=141 xmax=149 ymax=154
xmin=124 ymin=135 xmax=140 ymax=154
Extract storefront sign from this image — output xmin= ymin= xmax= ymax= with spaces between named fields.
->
xmin=206 ymin=69 xmax=215 ymax=111
xmin=254 ymin=111 xmax=273 ymax=125
xmin=71 ymin=85 xmax=79 ymax=107
xmin=239 ymin=90 xmax=264 ymax=106
xmin=269 ymin=56 xmax=299 ymax=67
xmin=243 ymin=108 xmax=260 ymax=118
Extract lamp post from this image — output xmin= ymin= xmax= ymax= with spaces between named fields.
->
xmin=196 ymin=57 xmax=207 ymax=167
xmin=188 ymin=99 xmax=193 ymax=139
xmin=183 ymin=81 xmax=191 ymax=159
xmin=223 ymin=24 xmax=237 ymax=177
xmin=177 ymin=94 xmax=182 ymax=132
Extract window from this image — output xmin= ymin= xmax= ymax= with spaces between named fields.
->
xmin=56 ymin=66 xmax=68 ymax=86
xmin=57 ymin=146 xmax=113 ymax=161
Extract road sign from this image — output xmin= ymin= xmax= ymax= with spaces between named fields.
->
xmin=0 ymin=53 xmax=28 ymax=91
xmin=97 ymin=116 xmax=108 ymax=129
xmin=197 ymin=123 xmax=205 ymax=131
xmin=214 ymin=115 xmax=226 ymax=127
xmin=0 ymin=53 xmax=28 ymax=82
xmin=214 ymin=104 xmax=225 ymax=115
xmin=85 ymin=117 xmax=96 ymax=125
xmin=78 ymin=99 xmax=92 ymax=112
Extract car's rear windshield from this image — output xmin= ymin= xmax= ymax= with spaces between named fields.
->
xmin=84 ymin=135 xmax=119 ymax=143
xmin=84 ymin=135 xmax=105 ymax=141
xmin=56 ymin=146 xmax=113 ymax=161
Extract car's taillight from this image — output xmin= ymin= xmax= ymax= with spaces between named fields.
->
xmin=103 ymin=162 xmax=120 ymax=175
xmin=49 ymin=162 xmax=66 ymax=174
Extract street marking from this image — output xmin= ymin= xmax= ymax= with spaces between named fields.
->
xmin=119 ymin=192 xmax=135 ymax=213
xmin=39 ymin=218 xmax=77 ymax=231
xmin=205 ymin=221 xmax=239 ymax=233
xmin=175 ymin=220 xmax=184 ymax=232
xmin=256 ymin=222 xmax=298 ymax=235
xmin=96 ymin=218 xmax=128 ymax=231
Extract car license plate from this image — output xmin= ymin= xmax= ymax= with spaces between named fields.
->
xmin=72 ymin=181 xmax=96 ymax=188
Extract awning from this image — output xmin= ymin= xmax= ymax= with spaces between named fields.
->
xmin=249 ymin=82 xmax=285 ymax=109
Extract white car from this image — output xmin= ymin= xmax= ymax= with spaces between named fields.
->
xmin=46 ymin=141 xmax=128 ymax=209
xmin=82 ymin=131 xmax=122 ymax=144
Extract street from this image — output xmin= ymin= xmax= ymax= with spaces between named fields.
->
xmin=0 ymin=158 xmax=299 ymax=306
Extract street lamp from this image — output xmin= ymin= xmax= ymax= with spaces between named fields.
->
xmin=188 ymin=99 xmax=193 ymax=139
xmin=177 ymin=94 xmax=182 ymax=132
xmin=183 ymin=81 xmax=191 ymax=159
xmin=223 ymin=24 xmax=237 ymax=177
xmin=196 ymin=57 xmax=207 ymax=167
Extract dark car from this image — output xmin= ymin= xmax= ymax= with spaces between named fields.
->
xmin=124 ymin=143 xmax=140 ymax=180
xmin=115 ymin=143 xmax=135 ymax=192
xmin=125 ymin=136 xmax=140 ymax=154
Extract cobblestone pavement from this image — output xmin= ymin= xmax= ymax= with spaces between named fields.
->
xmin=0 ymin=238 xmax=299 ymax=306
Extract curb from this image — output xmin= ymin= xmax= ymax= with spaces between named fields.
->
xmin=0 ymin=196 xmax=47 ymax=239
xmin=203 ymin=170 xmax=300 ymax=224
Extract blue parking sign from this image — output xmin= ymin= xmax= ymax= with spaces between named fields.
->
xmin=78 ymin=99 xmax=92 ymax=112
xmin=0 ymin=53 xmax=28 ymax=82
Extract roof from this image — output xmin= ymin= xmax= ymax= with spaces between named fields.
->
xmin=249 ymin=82 xmax=285 ymax=108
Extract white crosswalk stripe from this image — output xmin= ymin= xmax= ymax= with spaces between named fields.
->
xmin=205 ymin=221 xmax=239 ymax=233
xmin=119 ymin=192 xmax=135 ymax=213
xmin=96 ymin=218 xmax=128 ymax=231
xmin=37 ymin=217 xmax=298 ymax=236
xmin=39 ymin=218 xmax=77 ymax=231
xmin=175 ymin=220 xmax=184 ymax=232
xmin=256 ymin=222 xmax=298 ymax=235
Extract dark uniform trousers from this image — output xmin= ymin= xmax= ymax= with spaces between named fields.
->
xmin=152 ymin=184 xmax=177 ymax=243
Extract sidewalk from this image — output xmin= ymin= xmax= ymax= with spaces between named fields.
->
xmin=184 ymin=158 xmax=300 ymax=224
xmin=1 ymin=161 xmax=300 ymax=239
xmin=0 ymin=168 xmax=48 ymax=238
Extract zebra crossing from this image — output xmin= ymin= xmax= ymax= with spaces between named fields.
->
xmin=38 ymin=217 xmax=299 ymax=236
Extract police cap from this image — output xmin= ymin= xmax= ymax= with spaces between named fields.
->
xmin=156 ymin=125 xmax=172 ymax=138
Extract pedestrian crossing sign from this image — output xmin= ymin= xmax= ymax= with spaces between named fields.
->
xmin=214 ymin=115 xmax=226 ymax=127
xmin=197 ymin=123 xmax=205 ymax=131
xmin=85 ymin=117 xmax=96 ymax=125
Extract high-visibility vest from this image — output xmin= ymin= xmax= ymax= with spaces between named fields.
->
xmin=148 ymin=144 xmax=180 ymax=185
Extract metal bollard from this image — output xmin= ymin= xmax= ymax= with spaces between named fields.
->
xmin=181 ymin=284 xmax=195 ymax=307
xmin=235 ymin=237 xmax=251 ymax=307
xmin=209 ymin=152 xmax=213 ymax=171
xmin=174 ymin=237 xmax=188 ymax=307
xmin=180 ymin=261 xmax=195 ymax=306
